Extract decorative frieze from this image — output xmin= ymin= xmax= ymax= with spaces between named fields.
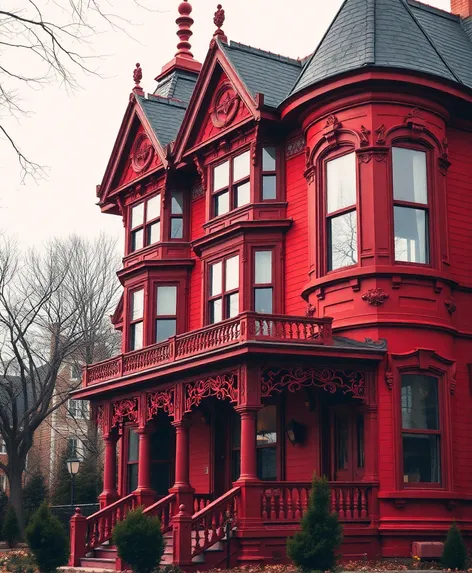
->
xmin=111 ymin=398 xmax=139 ymax=428
xmin=147 ymin=388 xmax=175 ymax=419
xmin=185 ymin=373 xmax=238 ymax=412
xmin=362 ymin=288 xmax=389 ymax=306
xmin=285 ymin=135 xmax=305 ymax=159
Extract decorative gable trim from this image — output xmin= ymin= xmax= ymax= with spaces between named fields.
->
xmin=173 ymin=41 xmax=260 ymax=163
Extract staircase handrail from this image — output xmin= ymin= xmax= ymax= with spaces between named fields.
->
xmin=85 ymin=493 xmax=137 ymax=550
xmin=190 ymin=486 xmax=241 ymax=558
xmin=142 ymin=492 xmax=176 ymax=533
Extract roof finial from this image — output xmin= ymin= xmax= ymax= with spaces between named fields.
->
xmin=175 ymin=0 xmax=194 ymax=59
xmin=132 ymin=62 xmax=144 ymax=96
xmin=213 ymin=4 xmax=227 ymax=43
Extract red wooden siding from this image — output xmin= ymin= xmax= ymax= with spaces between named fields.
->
xmin=189 ymin=412 xmax=211 ymax=494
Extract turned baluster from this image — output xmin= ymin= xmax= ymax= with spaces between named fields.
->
xmin=194 ymin=525 xmax=201 ymax=552
xmin=352 ymin=487 xmax=359 ymax=518
xmin=339 ymin=489 xmax=346 ymax=519
xmin=279 ymin=489 xmax=286 ymax=520
xmin=286 ymin=488 xmax=293 ymax=520
xmin=294 ymin=488 xmax=301 ymax=519
xmin=210 ymin=511 xmax=217 ymax=542
xmin=330 ymin=488 xmax=337 ymax=514
xmin=346 ymin=488 xmax=352 ymax=519
xmin=301 ymin=487 xmax=308 ymax=516
xmin=360 ymin=487 xmax=367 ymax=518
xmin=262 ymin=491 xmax=268 ymax=520
xmin=270 ymin=492 xmax=276 ymax=520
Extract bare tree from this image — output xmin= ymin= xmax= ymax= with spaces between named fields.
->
xmin=0 ymin=232 xmax=120 ymax=525
xmin=0 ymin=0 xmax=154 ymax=181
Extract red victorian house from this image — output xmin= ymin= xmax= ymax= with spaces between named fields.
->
xmin=69 ymin=0 xmax=472 ymax=568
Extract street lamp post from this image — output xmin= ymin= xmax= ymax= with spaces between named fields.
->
xmin=66 ymin=456 xmax=81 ymax=506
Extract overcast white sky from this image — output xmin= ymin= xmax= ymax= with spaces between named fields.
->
xmin=1 ymin=0 xmax=450 ymax=252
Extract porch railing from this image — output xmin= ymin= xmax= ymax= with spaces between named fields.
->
xmin=86 ymin=493 xmax=137 ymax=551
xmin=261 ymin=481 xmax=373 ymax=523
xmin=190 ymin=486 xmax=241 ymax=558
xmin=193 ymin=493 xmax=213 ymax=513
xmin=83 ymin=312 xmax=333 ymax=386
xmin=142 ymin=492 xmax=176 ymax=533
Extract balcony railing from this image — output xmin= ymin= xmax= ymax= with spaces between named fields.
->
xmin=83 ymin=312 xmax=333 ymax=387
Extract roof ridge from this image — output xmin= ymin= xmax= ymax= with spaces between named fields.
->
xmin=226 ymin=40 xmax=302 ymax=67
xmin=407 ymin=0 xmax=460 ymax=21
xmin=365 ymin=0 xmax=375 ymax=65
xmin=400 ymin=0 xmax=463 ymax=84
xmin=289 ymin=0 xmax=350 ymax=95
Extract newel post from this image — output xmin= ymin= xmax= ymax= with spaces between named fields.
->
xmin=69 ymin=507 xmax=87 ymax=566
xmin=172 ymin=504 xmax=193 ymax=566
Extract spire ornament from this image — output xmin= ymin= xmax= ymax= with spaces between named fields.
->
xmin=175 ymin=0 xmax=194 ymax=59
xmin=132 ymin=62 xmax=144 ymax=96
xmin=213 ymin=4 xmax=227 ymax=43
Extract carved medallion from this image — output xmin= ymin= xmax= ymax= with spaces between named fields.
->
xmin=131 ymin=133 xmax=154 ymax=173
xmin=361 ymin=287 xmax=389 ymax=306
xmin=211 ymin=84 xmax=240 ymax=128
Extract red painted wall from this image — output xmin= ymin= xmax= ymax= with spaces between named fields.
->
xmin=188 ymin=195 xmax=205 ymax=331
xmin=189 ymin=412 xmax=211 ymax=494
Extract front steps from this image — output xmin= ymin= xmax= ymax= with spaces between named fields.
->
xmin=70 ymin=531 xmax=231 ymax=571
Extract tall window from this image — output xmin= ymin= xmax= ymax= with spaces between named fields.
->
xmin=401 ymin=374 xmax=440 ymax=484
xmin=326 ymin=152 xmax=358 ymax=270
xmin=208 ymin=255 xmax=239 ymax=323
xmin=170 ymin=191 xmax=184 ymax=239
xmin=127 ymin=429 xmax=139 ymax=493
xmin=262 ymin=147 xmax=277 ymax=200
xmin=67 ymin=437 xmax=83 ymax=459
xmin=254 ymin=250 xmax=273 ymax=313
xmin=129 ymin=194 xmax=161 ymax=252
xmin=0 ymin=441 xmax=6 ymax=455
xmin=393 ymin=148 xmax=429 ymax=264
xmin=129 ymin=289 xmax=144 ymax=351
xmin=257 ymin=405 xmax=277 ymax=480
xmin=70 ymin=363 xmax=82 ymax=380
xmin=212 ymin=150 xmax=250 ymax=217
xmin=155 ymin=285 xmax=177 ymax=342
xmin=68 ymin=399 xmax=89 ymax=420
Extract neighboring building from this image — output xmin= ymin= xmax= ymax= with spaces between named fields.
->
xmin=29 ymin=361 xmax=93 ymax=490
xmin=69 ymin=0 xmax=472 ymax=569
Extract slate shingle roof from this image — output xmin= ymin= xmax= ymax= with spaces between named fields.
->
xmin=219 ymin=40 xmax=302 ymax=108
xmin=154 ymin=70 xmax=197 ymax=103
xmin=137 ymin=95 xmax=188 ymax=148
xmin=291 ymin=0 xmax=472 ymax=96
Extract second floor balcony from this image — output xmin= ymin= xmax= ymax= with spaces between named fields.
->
xmin=82 ymin=312 xmax=334 ymax=388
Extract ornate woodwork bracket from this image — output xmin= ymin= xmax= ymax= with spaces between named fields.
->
xmin=361 ymin=287 xmax=389 ymax=306
xmin=111 ymin=398 xmax=139 ymax=428
xmin=147 ymin=387 xmax=175 ymax=419
xmin=260 ymin=367 xmax=366 ymax=401
xmin=444 ymin=296 xmax=456 ymax=315
xmin=184 ymin=373 xmax=238 ymax=412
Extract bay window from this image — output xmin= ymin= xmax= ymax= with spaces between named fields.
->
xmin=326 ymin=152 xmax=358 ymax=270
xmin=212 ymin=150 xmax=250 ymax=217
xmin=208 ymin=255 xmax=239 ymax=323
xmin=129 ymin=194 xmax=161 ymax=252
xmin=401 ymin=374 xmax=441 ymax=485
xmin=392 ymin=147 xmax=429 ymax=264
xmin=129 ymin=289 xmax=144 ymax=351
xmin=155 ymin=285 xmax=177 ymax=342
xmin=262 ymin=147 xmax=277 ymax=200
xmin=254 ymin=250 xmax=273 ymax=313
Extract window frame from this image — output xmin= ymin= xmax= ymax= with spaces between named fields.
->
xmin=252 ymin=249 xmax=275 ymax=314
xmin=391 ymin=144 xmax=431 ymax=266
xmin=207 ymin=253 xmax=240 ymax=325
xmin=260 ymin=145 xmax=278 ymax=202
xmin=390 ymin=349 xmax=454 ymax=492
xmin=169 ymin=190 xmax=185 ymax=241
xmin=211 ymin=149 xmax=251 ymax=219
xmin=128 ymin=286 xmax=145 ymax=352
xmin=154 ymin=283 xmax=178 ymax=343
xmin=323 ymin=148 xmax=359 ymax=273
xmin=128 ymin=193 xmax=162 ymax=254
xmin=68 ymin=398 xmax=89 ymax=420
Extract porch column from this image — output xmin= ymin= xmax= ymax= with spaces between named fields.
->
xmin=238 ymin=407 xmax=259 ymax=480
xmin=98 ymin=434 xmax=118 ymax=509
xmin=134 ymin=426 xmax=155 ymax=507
xmin=362 ymin=405 xmax=379 ymax=527
xmin=170 ymin=420 xmax=194 ymax=512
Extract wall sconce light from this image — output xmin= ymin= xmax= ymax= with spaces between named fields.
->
xmin=285 ymin=419 xmax=305 ymax=446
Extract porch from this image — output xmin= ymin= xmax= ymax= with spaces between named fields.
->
xmin=70 ymin=354 xmax=384 ymax=569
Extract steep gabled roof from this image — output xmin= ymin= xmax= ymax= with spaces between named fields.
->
xmin=137 ymin=94 xmax=188 ymax=148
xmin=219 ymin=40 xmax=303 ymax=108
xmin=290 ymin=0 xmax=472 ymax=97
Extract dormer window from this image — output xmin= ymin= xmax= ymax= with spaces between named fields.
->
xmin=326 ymin=152 xmax=358 ymax=271
xmin=212 ymin=151 xmax=250 ymax=217
xmin=129 ymin=194 xmax=161 ymax=252
xmin=392 ymin=147 xmax=429 ymax=264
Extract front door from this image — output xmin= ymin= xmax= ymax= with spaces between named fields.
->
xmin=150 ymin=414 xmax=175 ymax=497
xmin=330 ymin=405 xmax=365 ymax=481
